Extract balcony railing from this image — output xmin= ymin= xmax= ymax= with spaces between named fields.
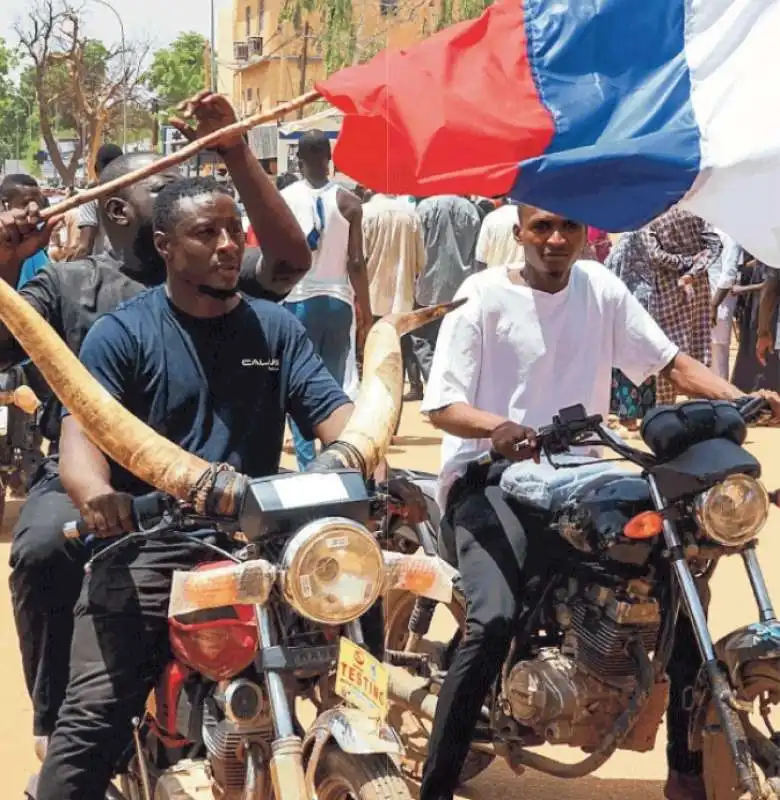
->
xmin=233 ymin=41 xmax=249 ymax=61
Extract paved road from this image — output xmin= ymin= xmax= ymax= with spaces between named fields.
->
xmin=3 ymin=402 xmax=780 ymax=798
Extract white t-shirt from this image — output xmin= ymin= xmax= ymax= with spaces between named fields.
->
xmin=282 ymin=180 xmax=353 ymax=306
xmin=77 ymin=199 xmax=108 ymax=255
xmin=475 ymin=204 xmax=525 ymax=268
xmin=421 ymin=261 xmax=679 ymax=509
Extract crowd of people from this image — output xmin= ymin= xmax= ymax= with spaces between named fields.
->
xmin=0 ymin=91 xmax=779 ymax=800
xmin=279 ymin=163 xmax=777 ymax=446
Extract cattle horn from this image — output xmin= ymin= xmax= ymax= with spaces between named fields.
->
xmin=0 ymin=274 xmax=464 ymax=509
xmin=0 ymin=279 xmax=229 ymax=511
xmin=309 ymin=299 xmax=466 ymax=477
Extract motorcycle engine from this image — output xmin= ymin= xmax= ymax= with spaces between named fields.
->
xmin=505 ymin=581 xmax=661 ymax=750
xmin=150 ymin=760 xmax=212 ymax=799
xmin=202 ymin=680 xmax=273 ymax=799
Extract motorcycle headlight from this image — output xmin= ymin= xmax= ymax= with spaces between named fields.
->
xmin=696 ymin=474 xmax=769 ymax=547
xmin=281 ymin=517 xmax=384 ymax=625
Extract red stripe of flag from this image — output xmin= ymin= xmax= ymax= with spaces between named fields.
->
xmin=316 ymin=0 xmax=556 ymax=197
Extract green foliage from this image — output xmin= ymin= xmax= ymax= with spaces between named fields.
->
xmin=280 ymin=0 xmax=494 ymax=76
xmin=280 ymin=0 xmax=358 ymax=74
xmin=437 ymin=0 xmax=492 ymax=30
xmin=18 ymin=38 xmax=112 ymax=133
xmin=0 ymin=37 xmax=40 ymax=164
xmin=145 ymin=32 xmax=208 ymax=111
xmin=458 ymin=0 xmax=493 ymax=21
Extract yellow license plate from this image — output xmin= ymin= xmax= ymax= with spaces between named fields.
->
xmin=334 ymin=637 xmax=389 ymax=721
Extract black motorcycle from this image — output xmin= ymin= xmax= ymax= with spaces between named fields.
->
xmin=384 ymin=398 xmax=780 ymax=800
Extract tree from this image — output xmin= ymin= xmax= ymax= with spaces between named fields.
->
xmin=145 ymin=32 xmax=208 ymax=113
xmin=0 ymin=38 xmax=39 ymax=167
xmin=15 ymin=0 xmax=149 ymax=184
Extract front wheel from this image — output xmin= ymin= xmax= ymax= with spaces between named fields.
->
xmin=701 ymin=660 xmax=780 ymax=799
xmin=314 ymin=746 xmax=412 ymax=800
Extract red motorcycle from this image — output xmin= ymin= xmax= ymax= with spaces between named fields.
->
xmin=27 ymin=469 xmax=454 ymax=800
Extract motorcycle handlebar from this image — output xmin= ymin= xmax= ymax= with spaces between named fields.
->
xmin=62 ymin=491 xmax=171 ymax=541
xmin=478 ymin=397 xmax=771 ymax=467
xmin=735 ymin=394 xmax=771 ymax=423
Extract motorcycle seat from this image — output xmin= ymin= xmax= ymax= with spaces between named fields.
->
xmin=500 ymin=454 xmax=627 ymax=513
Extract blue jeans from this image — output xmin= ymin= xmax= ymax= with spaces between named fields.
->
xmin=285 ymin=296 xmax=353 ymax=470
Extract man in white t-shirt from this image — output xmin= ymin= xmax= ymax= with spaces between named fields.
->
xmin=474 ymin=201 xmax=524 ymax=269
xmin=419 ymin=204 xmax=778 ymax=800
xmin=282 ymin=130 xmax=372 ymax=469
xmin=74 ymin=143 xmax=123 ymax=258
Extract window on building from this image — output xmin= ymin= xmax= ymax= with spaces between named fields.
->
xmin=258 ymin=0 xmax=265 ymax=30
xmin=246 ymin=87 xmax=253 ymax=102
xmin=380 ymin=0 xmax=398 ymax=15
xmin=245 ymin=5 xmax=251 ymax=37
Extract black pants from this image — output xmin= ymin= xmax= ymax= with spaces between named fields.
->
xmin=8 ymin=467 xmax=85 ymax=737
xmin=409 ymin=307 xmax=442 ymax=383
xmin=35 ymin=536 xmax=204 ymax=799
xmin=35 ymin=534 xmax=386 ymax=800
xmin=419 ymin=472 xmax=704 ymax=800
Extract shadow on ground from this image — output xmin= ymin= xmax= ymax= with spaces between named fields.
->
xmin=405 ymin=768 xmax=665 ymax=800
xmin=391 ymin=436 xmax=443 ymax=448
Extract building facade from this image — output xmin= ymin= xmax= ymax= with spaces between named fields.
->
xmin=226 ymin=0 xmax=435 ymax=118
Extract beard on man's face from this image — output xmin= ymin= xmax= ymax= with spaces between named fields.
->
xmin=128 ymin=220 xmax=167 ymax=285
xmin=197 ymin=284 xmax=239 ymax=300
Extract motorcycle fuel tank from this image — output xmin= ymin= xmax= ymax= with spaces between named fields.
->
xmin=552 ymin=473 xmax=656 ymax=565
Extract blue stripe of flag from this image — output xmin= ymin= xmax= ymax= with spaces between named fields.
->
xmin=512 ymin=0 xmax=702 ymax=231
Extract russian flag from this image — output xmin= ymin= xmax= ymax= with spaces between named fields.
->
xmin=317 ymin=0 xmax=780 ymax=266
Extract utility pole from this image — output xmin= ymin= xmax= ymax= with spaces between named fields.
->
xmin=203 ymin=40 xmax=213 ymax=90
xmin=297 ymin=21 xmax=310 ymax=119
xmin=151 ymin=99 xmax=159 ymax=151
xmin=210 ymin=0 xmax=218 ymax=91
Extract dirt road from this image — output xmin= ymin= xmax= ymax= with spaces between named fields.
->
xmin=3 ymin=402 xmax=780 ymax=798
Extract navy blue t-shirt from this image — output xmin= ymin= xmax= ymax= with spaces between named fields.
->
xmin=66 ymin=285 xmax=350 ymax=495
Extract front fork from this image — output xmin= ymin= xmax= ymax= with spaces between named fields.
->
xmin=254 ymin=604 xmax=308 ymax=800
xmin=648 ymin=475 xmax=771 ymax=797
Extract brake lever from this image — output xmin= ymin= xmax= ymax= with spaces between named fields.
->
xmin=84 ymin=519 xmax=179 ymax=570
xmin=738 ymin=395 xmax=772 ymax=424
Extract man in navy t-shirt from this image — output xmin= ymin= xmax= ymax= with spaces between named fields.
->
xmin=36 ymin=177 xmax=355 ymax=799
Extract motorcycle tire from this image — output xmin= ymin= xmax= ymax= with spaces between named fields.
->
xmin=313 ymin=746 xmax=412 ymax=800
xmin=701 ymin=660 xmax=780 ymax=800
xmin=384 ymin=587 xmax=496 ymax=786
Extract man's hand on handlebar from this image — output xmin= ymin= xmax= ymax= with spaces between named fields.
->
xmin=748 ymin=390 xmax=780 ymax=425
xmin=491 ymin=421 xmax=540 ymax=463
xmin=376 ymin=476 xmax=429 ymax=524
xmin=79 ymin=490 xmax=136 ymax=538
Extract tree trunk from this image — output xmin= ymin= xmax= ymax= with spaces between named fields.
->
xmin=85 ymin=113 xmax=107 ymax=183
xmin=36 ymin=78 xmax=81 ymax=184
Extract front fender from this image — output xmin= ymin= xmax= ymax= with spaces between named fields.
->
xmin=689 ymin=622 xmax=780 ymax=751
xmin=304 ymin=707 xmax=403 ymax=757
xmin=715 ymin=622 xmax=780 ymax=689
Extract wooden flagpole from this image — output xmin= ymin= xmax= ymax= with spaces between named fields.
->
xmin=40 ymin=90 xmax=323 ymax=221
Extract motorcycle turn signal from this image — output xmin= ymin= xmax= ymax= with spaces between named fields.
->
xmin=623 ymin=511 xmax=664 ymax=540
